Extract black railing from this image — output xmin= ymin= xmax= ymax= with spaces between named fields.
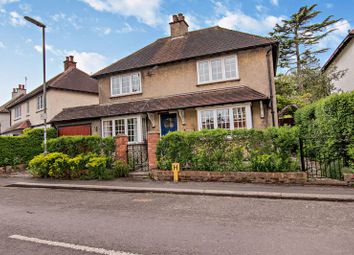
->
xmin=127 ymin=143 xmax=149 ymax=172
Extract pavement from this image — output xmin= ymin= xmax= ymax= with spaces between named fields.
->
xmin=1 ymin=184 xmax=354 ymax=255
xmin=1 ymin=175 xmax=354 ymax=202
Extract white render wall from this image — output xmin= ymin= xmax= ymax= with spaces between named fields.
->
xmin=328 ymin=40 xmax=354 ymax=92
xmin=0 ymin=112 xmax=10 ymax=134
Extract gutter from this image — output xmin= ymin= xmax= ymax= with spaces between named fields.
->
xmin=266 ymin=47 xmax=276 ymax=127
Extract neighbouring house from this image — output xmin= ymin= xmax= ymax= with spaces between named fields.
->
xmin=0 ymin=85 xmax=26 ymax=135
xmin=1 ymin=56 xmax=99 ymax=136
xmin=51 ymin=14 xmax=278 ymax=143
xmin=322 ymin=29 xmax=354 ymax=92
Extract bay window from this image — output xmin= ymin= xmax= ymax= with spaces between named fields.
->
xmin=197 ymin=54 xmax=239 ymax=84
xmin=198 ymin=103 xmax=252 ymax=130
xmin=102 ymin=115 xmax=146 ymax=143
xmin=111 ymin=72 xmax=141 ymax=96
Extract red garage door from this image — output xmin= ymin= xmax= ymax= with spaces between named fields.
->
xmin=58 ymin=125 xmax=92 ymax=136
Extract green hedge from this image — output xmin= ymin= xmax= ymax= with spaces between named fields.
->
xmin=156 ymin=127 xmax=299 ymax=172
xmin=295 ymin=91 xmax=354 ymax=165
xmin=47 ymin=136 xmax=115 ymax=157
xmin=28 ymin=152 xmax=130 ymax=180
xmin=0 ymin=128 xmax=57 ymax=166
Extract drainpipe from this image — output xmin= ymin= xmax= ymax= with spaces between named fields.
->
xmin=266 ymin=46 xmax=276 ymax=127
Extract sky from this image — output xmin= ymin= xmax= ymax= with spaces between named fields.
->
xmin=0 ymin=0 xmax=353 ymax=104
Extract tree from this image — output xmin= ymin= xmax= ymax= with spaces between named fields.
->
xmin=270 ymin=4 xmax=340 ymax=91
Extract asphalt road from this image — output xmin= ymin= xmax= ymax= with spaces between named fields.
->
xmin=0 ymin=187 xmax=354 ymax=255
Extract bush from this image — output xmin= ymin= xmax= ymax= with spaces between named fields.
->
xmin=157 ymin=127 xmax=299 ymax=172
xmin=47 ymin=136 xmax=115 ymax=157
xmin=0 ymin=128 xmax=57 ymax=166
xmin=295 ymin=91 xmax=354 ymax=164
xmin=28 ymin=152 xmax=130 ymax=180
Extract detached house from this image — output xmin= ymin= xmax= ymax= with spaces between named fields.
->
xmin=2 ymin=56 xmax=99 ymax=135
xmin=51 ymin=14 xmax=278 ymax=144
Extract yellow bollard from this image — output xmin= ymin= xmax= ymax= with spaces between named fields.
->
xmin=172 ymin=163 xmax=180 ymax=182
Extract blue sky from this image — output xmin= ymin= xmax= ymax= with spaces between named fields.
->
xmin=0 ymin=0 xmax=353 ymax=104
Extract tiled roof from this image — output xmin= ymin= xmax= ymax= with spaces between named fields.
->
xmin=7 ymin=67 xmax=98 ymax=108
xmin=50 ymin=86 xmax=268 ymax=123
xmin=93 ymin=26 xmax=277 ymax=77
xmin=322 ymin=29 xmax=354 ymax=71
xmin=1 ymin=119 xmax=31 ymax=134
xmin=0 ymin=94 xmax=25 ymax=113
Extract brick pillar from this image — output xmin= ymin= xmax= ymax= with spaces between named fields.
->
xmin=147 ymin=131 xmax=160 ymax=170
xmin=115 ymin=135 xmax=128 ymax=163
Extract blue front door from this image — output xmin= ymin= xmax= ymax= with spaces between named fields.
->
xmin=160 ymin=113 xmax=177 ymax=136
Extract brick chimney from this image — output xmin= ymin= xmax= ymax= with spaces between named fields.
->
xmin=12 ymin=84 xmax=26 ymax=99
xmin=169 ymin=13 xmax=189 ymax=37
xmin=63 ymin=55 xmax=77 ymax=71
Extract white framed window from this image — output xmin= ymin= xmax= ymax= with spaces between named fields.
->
xmin=102 ymin=115 xmax=146 ymax=143
xmin=110 ymin=72 xmax=142 ymax=97
xmin=26 ymin=102 xmax=30 ymax=115
xmin=14 ymin=105 xmax=21 ymax=119
xmin=197 ymin=54 xmax=239 ymax=84
xmin=37 ymin=95 xmax=44 ymax=111
xmin=197 ymin=103 xmax=252 ymax=130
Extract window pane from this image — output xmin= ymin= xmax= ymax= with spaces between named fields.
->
xmin=142 ymin=117 xmax=147 ymax=141
xmin=122 ymin=75 xmax=130 ymax=93
xmin=127 ymin=118 xmax=138 ymax=142
xmin=131 ymin=73 xmax=141 ymax=92
xmin=115 ymin=119 xmax=125 ymax=135
xmin=103 ymin=120 xmax=113 ymax=137
xmin=224 ymin=56 xmax=237 ymax=79
xmin=233 ymin=107 xmax=247 ymax=129
xmin=111 ymin=76 xmax=120 ymax=95
xmin=211 ymin=59 xmax=222 ymax=80
xmin=37 ymin=95 xmax=43 ymax=110
xmin=201 ymin=110 xmax=214 ymax=129
xmin=26 ymin=102 xmax=30 ymax=114
xmin=217 ymin=109 xmax=230 ymax=129
xmin=198 ymin=61 xmax=209 ymax=83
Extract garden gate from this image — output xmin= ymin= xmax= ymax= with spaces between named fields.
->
xmin=127 ymin=143 xmax=149 ymax=171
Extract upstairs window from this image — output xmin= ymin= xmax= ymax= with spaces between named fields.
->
xmin=14 ymin=106 xmax=21 ymax=119
xmin=26 ymin=102 xmax=30 ymax=115
xmin=37 ymin=95 xmax=44 ymax=111
xmin=197 ymin=55 xmax=239 ymax=84
xmin=111 ymin=72 xmax=141 ymax=97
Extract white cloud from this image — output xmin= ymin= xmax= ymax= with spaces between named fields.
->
xmin=95 ymin=26 xmax=112 ymax=35
xmin=65 ymin=50 xmax=108 ymax=74
xmin=81 ymin=0 xmax=161 ymax=26
xmin=270 ymin=0 xmax=279 ymax=6
xmin=209 ymin=2 xmax=285 ymax=35
xmin=0 ymin=41 xmax=5 ymax=48
xmin=19 ymin=3 xmax=31 ymax=13
xmin=318 ymin=19 xmax=352 ymax=49
xmin=33 ymin=44 xmax=108 ymax=74
xmin=256 ymin=5 xmax=266 ymax=13
xmin=9 ymin=11 xmax=26 ymax=26
xmin=0 ymin=0 xmax=18 ymax=6
xmin=184 ymin=13 xmax=201 ymax=30
xmin=325 ymin=3 xmax=333 ymax=9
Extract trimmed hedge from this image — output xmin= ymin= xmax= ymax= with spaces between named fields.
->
xmin=156 ymin=127 xmax=299 ymax=172
xmin=295 ymin=91 xmax=354 ymax=165
xmin=0 ymin=128 xmax=57 ymax=166
xmin=47 ymin=136 xmax=115 ymax=157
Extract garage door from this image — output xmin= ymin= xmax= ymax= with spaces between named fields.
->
xmin=58 ymin=125 xmax=91 ymax=136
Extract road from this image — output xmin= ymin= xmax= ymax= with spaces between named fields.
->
xmin=0 ymin=186 xmax=354 ymax=255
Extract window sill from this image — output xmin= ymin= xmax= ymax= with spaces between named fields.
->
xmin=13 ymin=117 xmax=21 ymax=121
xmin=197 ymin=78 xmax=240 ymax=86
xmin=36 ymin=109 xmax=44 ymax=113
xmin=110 ymin=92 xmax=142 ymax=98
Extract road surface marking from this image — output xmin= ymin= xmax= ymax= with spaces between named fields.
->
xmin=9 ymin=235 xmax=142 ymax=255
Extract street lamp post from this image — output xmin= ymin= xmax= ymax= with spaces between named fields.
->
xmin=24 ymin=16 xmax=47 ymax=154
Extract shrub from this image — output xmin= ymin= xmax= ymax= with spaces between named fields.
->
xmin=157 ymin=127 xmax=299 ymax=172
xmin=295 ymin=91 xmax=354 ymax=164
xmin=0 ymin=128 xmax=57 ymax=166
xmin=113 ymin=160 xmax=131 ymax=177
xmin=47 ymin=136 xmax=115 ymax=157
xmin=29 ymin=152 xmax=69 ymax=178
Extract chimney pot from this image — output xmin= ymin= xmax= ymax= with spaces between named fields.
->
xmin=169 ymin=13 xmax=189 ymax=37
xmin=64 ymin=55 xmax=77 ymax=71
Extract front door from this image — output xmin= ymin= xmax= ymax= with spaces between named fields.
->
xmin=160 ymin=113 xmax=177 ymax=136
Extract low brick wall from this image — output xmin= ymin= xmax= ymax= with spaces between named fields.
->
xmin=344 ymin=173 xmax=354 ymax=186
xmin=0 ymin=164 xmax=27 ymax=175
xmin=150 ymin=169 xmax=307 ymax=184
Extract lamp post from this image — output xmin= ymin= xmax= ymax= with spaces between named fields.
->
xmin=24 ymin=16 xmax=47 ymax=154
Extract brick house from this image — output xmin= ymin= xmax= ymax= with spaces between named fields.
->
xmin=1 ymin=56 xmax=99 ymax=136
xmin=51 ymin=14 xmax=278 ymax=142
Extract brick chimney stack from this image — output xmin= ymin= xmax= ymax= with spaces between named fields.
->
xmin=12 ymin=84 xmax=26 ymax=99
xmin=169 ymin=13 xmax=189 ymax=37
xmin=64 ymin=55 xmax=77 ymax=71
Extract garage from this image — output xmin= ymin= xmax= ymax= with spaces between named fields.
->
xmin=58 ymin=124 xmax=92 ymax=136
